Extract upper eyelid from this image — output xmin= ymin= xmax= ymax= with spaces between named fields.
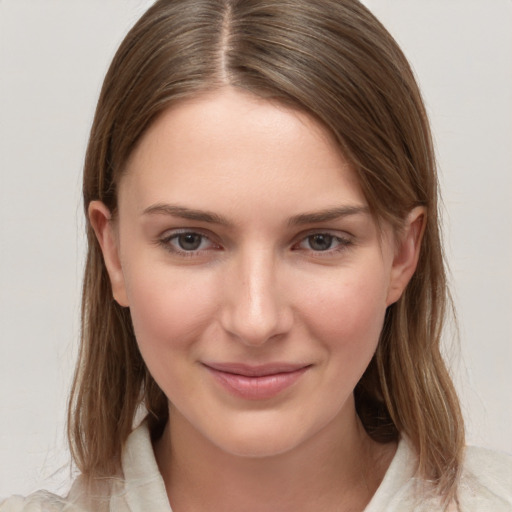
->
xmin=294 ymin=234 xmax=352 ymax=247
xmin=292 ymin=228 xmax=353 ymax=242
xmin=291 ymin=230 xmax=355 ymax=254
xmin=158 ymin=229 xmax=219 ymax=251
xmin=160 ymin=227 xmax=216 ymax=241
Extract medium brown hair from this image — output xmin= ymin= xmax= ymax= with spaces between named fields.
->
xmin=69 ymin=0 xmax=464 ymax=502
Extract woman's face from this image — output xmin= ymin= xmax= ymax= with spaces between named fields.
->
xmin=92 ymin=88 xmax=420 ymax=458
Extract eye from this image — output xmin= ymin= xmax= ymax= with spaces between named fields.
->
xmin=159 ymin=230 xmax=219 ymax=255
xmin=294 ymin=232 xmax=352 ymax=253
xmin=305 ymin=234 xmax=335 ymax=251
xmin=175 ymin=233 xmax=204 ymax=251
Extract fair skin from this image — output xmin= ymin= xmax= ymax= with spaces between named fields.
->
xmin=90 ymin=88 xmax=425 ymax=511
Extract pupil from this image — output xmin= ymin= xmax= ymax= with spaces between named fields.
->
xmin=310 ymin=234 xmax=333 ymax=251
xmin=178 ymin=233 xmax=202 ymax=250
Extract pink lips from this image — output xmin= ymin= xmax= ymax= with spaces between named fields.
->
xmin=203 ymin=362 xmax=310 ymax=400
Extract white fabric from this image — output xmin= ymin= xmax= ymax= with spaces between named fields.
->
xmin=2 ymin=421 xmax=511 ymax=511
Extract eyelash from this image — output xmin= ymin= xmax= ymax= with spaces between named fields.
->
xmin=158 ymin=229 xmax=220 ymax=258
xmin=292 ymin=233 xmax=353 ymax=254
xmin=158 ymin=230 xmax=353 ymax=257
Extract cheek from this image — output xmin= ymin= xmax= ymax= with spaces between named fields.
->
xmin=297 ymin=264 xmax=389 ymax=357
xmin=124 ymin=264 xmax=219 ymax=364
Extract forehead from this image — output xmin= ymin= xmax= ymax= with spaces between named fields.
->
xmin=120 ymin=87 xmax=367 ymax=218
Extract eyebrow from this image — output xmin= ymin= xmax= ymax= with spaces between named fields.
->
xmin=142 ymin=203 xmax=233 ymax=226
xmin=142 ymin=203 xmax=369 ymax=227
xmin=287 ymin=205 xmax=370 ymax=226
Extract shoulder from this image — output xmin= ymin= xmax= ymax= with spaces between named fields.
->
xmin=0 ymin=422 xmax=162 ymax=512
xmin=0 ymin=479 xmax=119 ymax=512
xmin=0 ymin=491 xmax=76 ymax=512
xmin=367 ymin=438 xmax=512 ymax=512
xmin=0 ymin=476 xmax=112 ymax=512
xmin=458 ymin=445 xmax=512 ymax=510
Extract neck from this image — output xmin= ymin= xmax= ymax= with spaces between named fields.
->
xmin=154 ymin=398 xmax=396 ymax=512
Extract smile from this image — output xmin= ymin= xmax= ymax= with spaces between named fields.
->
xmin=202 ymin=362 xmax=311 ymax=400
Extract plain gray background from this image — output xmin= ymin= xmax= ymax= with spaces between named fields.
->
xmin=1 ymin=0 xmax=511 ymax=497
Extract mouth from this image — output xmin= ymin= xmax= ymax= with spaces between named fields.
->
xmin=202 ymin=362 xmax=311 ymax=400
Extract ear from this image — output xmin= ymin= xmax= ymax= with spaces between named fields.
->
xmin=386 ymin=206 xmax=426 ymax=306
xmin=88 ymin=200 xmax=129 ymax=307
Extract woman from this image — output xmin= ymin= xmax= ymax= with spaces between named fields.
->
xmin=2 ymin=0 xmax=511 ymax=510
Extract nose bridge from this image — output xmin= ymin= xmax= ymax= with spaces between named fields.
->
xmin=221 ymin=245 xmax=290 ymax=345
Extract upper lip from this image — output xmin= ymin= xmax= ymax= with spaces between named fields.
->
xmin=202 ymin=362 xmax=311 ymax=377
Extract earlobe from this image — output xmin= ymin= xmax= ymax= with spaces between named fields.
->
xmin=88 ymin=200 xmax=129 ymax=307
xmin=386 ymin=206 xmax=426 ymax=306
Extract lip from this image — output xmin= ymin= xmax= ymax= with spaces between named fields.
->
xmin=202 ymin=362 xmax=311 ymax=400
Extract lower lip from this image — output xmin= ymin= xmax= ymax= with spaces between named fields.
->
xmin=205 ymin=366 xmax=309 ymax=400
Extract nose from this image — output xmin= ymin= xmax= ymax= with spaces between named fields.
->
xmin=219 ymin=248 xmax=293 ymax=347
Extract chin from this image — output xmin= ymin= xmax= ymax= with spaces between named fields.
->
xmin=214 ymin=431 xmax=303 ymax=459
xmin=201 ymin=410 xmax=325 ymax=459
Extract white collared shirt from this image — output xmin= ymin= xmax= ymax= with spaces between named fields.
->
xmin=2 ymin=421 xmax=511 ymax=511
